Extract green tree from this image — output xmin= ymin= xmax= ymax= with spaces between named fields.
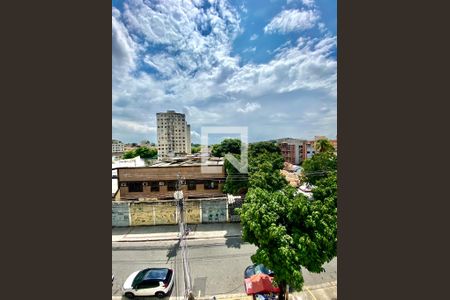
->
xmin=314 ymin=139 xmax=335 ymax=153
xmin=191 ymin=146 xmax=201 ymax=154
xmin=223 ymin=141 xmax=284 ymax=195
xmin=249 ymin=141 xmax=281 ymax=157
xmin=211 ymin=138 xmax=242 ymax=157
xmin=302 ymin=152 xmax=337 ymax=185
xmin=122 ymin=150 xmax=136 ymax=159
xmin=240 ymin=188 xmax=336 ymax=299
xmin=223 ymin=155 xmax=249 ymax=195
xmin=123 ymin=146 xmax=157 ymax=159
xmin=135 ymin=146 xmax=157 ymax=159
xmin=238 ymin=141 xmax=337 ymax=300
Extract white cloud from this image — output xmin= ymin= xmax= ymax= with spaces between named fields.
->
xmin=122 ymin=0 xmax=241 ymax=75
xmin=112 ymin=119 xmax=156 ymax=134
xmin=237 ymin=102 xmax=261 ymax=113
xmin=318 ymin=22 xmax=327 ymax=33
xmin=287 ymin=0 xmax=315 ymax=6
xmin=264 ymin=9 xmax=320 ymax=34
xmin=302 ymin=0 xmax=315 ymax=7
xmin=243 ymin=47 xmax=257 ymax=53
xmin=183 ymin=106 xmax=222 ymax=124
xmin=250 ymin=34 xmax=258 ymax=41
xmin=112 ymin=1 xmax=336 ymax=143
xmin=224 ymin=36 xmax=336 ymax=97
xmin=112 ymin=7 xmax=139 ymax=79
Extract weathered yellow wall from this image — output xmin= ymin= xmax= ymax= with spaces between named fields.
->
xmin=154 ymin=203 xmax=177 ymax=225
xmin=184 ymin=201 xmax=201 ymax=224
xmin=130 ymin=201 xmax=177 ymax=226
xmin=126 ymin=198 xmax=228 ymax=226
xmin=130 ymin=202 xmax=155 ymax=226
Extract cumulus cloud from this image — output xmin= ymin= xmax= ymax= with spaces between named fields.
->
xmin=287 ymin=0 xmax=315 ymax=6
xmin=122 ymin=0 xmax=241 ymax=75
xmin=250 ymin=34 xmax=258 ymax=41
xmin=224 ymin=36 xmax=337 ymax=97
xmin=302 ymin=0 xmax=315 ymax=7
xmin=264 ymin=9 xmax=320 ymax=34
xmin=112 ymin=119 xmax=156 ymax=134
xmin=237 ymin=102 xmax=261 ymax=113
xmin=112 ymin=7 xmax=139 ymax=78
xmin=112 ymin=0 xmax=336 ymax=143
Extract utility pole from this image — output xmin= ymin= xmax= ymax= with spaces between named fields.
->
xmin=175 ymin=173 xmax=194 ymax=300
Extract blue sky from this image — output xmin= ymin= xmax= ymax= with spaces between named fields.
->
xmin=112 ymin=0 xmax=336 ymax=144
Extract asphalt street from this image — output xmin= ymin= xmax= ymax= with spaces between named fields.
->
xmin=112 ymin=237 xmax=337 ymax=299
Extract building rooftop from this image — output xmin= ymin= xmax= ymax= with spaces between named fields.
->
xmin=112 ymin=156 xmax=146 ymax=169
xmin=150 ymin=157 xmax=224 ymax=168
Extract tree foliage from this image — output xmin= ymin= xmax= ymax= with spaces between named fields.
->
xmin=222 ymin=155 xmax=248 ymax=195
xmin=302 ymin=152 xmax=337 ymax=185
xmin=191 ymin=146 xmax=201 ymax=154
xmin=238 ymin=141 xmax=337 ymax=299
xmin=223 ymin=141 xmax=284 ymax=195
xmin=314 ymin=139 xmax=335 ymax=153
xmin=211 ymin=138 xmax=241 ymax=157
xmin=122 ymin=146 xmax=157 ymax=159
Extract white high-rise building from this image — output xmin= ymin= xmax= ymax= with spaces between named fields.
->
xmin=157 ymin=110 xmax=192 ymax=159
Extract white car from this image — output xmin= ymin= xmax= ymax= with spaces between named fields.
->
xmin=122 ymin=268 xmax=174 ymax=298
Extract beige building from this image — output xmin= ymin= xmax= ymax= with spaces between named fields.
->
xmin=157 ymin=110 xmax=192 ymax=159
xmin=112 ymin=141 xmax=124 ymax=153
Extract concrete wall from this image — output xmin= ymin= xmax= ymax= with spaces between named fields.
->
xmin=201 ymin=199 xmax=227 ymax=223
xmin=184 ymin=200 xmax=201 ymax=224
xmin=112 ymin=202 xmax=130 ymax=227
xmin=129 ymin=201 xmax=177 ymax=226
xmin=112 ymin=197 xmax=231 ymax=227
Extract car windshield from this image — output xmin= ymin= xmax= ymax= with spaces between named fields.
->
xmin=143 ymin=268 xmax=168 ymax=281
xmin=255 ymin=264 xmax=272 ymax=275
xmin=245 ymin=264 xmax=273 ymax=278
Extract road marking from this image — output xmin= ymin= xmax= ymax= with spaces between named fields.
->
xmin=304 ymin=286 xmax=317 ymax=300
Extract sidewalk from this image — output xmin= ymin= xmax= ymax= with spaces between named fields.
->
xmin=195 ymin=281 xmax=337 ymax=300
xmin=289 ymin=281 xmax=337 ymax=300
xmin=112 ymin=223 xmax=242 ymax=242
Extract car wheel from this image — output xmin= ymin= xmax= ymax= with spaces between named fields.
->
xmin=124 ymin=292 xmax=135 ymax=299
xmin=155 ymin=291 xmax=166 ymax=298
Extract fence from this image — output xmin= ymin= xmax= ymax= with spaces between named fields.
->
xmin=112 ymin=196 xmax=240 ymax=227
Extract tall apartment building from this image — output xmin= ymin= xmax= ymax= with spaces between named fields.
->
xmin=157 ymin=110 xmax=192 ymax=159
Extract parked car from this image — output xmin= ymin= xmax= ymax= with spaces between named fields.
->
xmin=122 ymin=268 xmax=174 ymax=298
xmin=244 ymin=264 xmax=274 ymax=279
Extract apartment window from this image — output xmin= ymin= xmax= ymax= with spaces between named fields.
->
xmin=187 ymin=180 xmax=196 ymax=190
xmin=167 ymin=181 xmax=177 ymax=191
xmin=150 ymin=181 xmax=159 ymax=192
xmin=128 ymin=182 xmax=143 ymax=193
xmin=204 ymin=180 xmax=218 ymax=190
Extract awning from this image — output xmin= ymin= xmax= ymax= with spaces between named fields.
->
xmin=244 ymin=274 xmax=280 ymax=295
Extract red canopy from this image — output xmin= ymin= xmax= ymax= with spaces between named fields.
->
xmin=244 ymin=273 xmax=280 ymax=295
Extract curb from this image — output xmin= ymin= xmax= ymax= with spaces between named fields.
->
xmin=114 ymin=234 xmax=242 ymax=243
